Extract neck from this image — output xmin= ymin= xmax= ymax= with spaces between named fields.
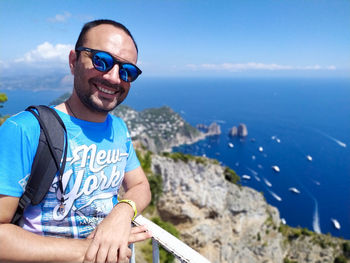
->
xmin=62 ymin=95 xmax=108 ymax=123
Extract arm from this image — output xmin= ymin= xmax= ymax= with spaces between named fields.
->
xmin=84 ymin=166 xmax=151 ymax=263
xmin=0 ymin=195 xmax=89 ymax=262
xmin=0 ymin=194 xmax=151 ymax=263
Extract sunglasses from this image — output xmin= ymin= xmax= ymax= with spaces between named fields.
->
xmin=76 ymin=47 xmax=142 ymax=82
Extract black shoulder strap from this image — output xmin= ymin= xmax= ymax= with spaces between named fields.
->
xmin=11 ymin=105 xmax=68 ymax=225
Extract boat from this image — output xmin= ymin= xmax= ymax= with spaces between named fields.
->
xmin=252 ymin=155 xmax=256 ymax=160
xmin=281 ymin=218 xmax=287 ymax=224
xmin=331 ymin=218 xmax=341 ymax=230
xmin=272 ymin=165 xmax=280 ymax=172
xmin=276 ymin=138 xmax=281 ymax=143
xmin=289 ymin=187 xmax=300 ymax=194
xmin=258 ymin=146 xmax=263 ymax=152
xmin=228 ymin=142 xmax=234 ymax=148
xmin=242 ymin=175 xmax=251 ymax=180
xmin=306 ymin=155 xmax=312 ymax=161
xmin=264 ymin=178 xmax=272 ymax=187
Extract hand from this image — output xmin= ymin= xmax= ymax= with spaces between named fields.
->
xmin=83 ymin=205 xmax=151 ymax=263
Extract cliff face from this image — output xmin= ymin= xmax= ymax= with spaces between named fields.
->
xmin=112 ymin=105 xmax=205 ymax=153
xmin=149 ymin=155 xmax=348 ymax=263
xmin=151 ymin=155 xmax=283 ymax=263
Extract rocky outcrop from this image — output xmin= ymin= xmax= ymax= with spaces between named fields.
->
xmin=229 ymin=123 xmax=248 ymax=137
xmin=197 ymin=122 xmax=221 ymax=136
xmin=149 ymin=155 xmax=348 ymax=263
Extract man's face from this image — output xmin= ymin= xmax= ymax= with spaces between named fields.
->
xmin=71 ymin=24 xmax=138 ymax=113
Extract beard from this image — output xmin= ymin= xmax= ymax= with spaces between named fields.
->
xmin=74 ymin=77 xmax=126 ymax=113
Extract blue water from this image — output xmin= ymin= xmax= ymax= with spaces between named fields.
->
xmin=1 ymin=77 xmax=350 ymax=239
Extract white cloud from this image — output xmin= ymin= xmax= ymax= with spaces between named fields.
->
xmin=186 ymin=62 xmax=337 ymax=71
xmin=15 ymin=42 xmax=73 ymax=64
xmin=48 ymin=11 xmax=72 ymax=23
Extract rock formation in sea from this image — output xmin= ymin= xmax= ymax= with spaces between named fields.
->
xmin=238 ymin=123 xmax=248 ymax=137
xmin=229 ymin=126 xmax=238 ymax=137
xmin=229 ymin=123 xmax=248 ymax=137
xmin=197 ymin=122 xmax=222 ymax=136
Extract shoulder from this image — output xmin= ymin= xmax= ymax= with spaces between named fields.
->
xmin=108 ymin=114 xmax=128 ymax=129
xmin=108 ymin=114 xmax=132 ymax=139
xmin=1 ymin=110 xmax=40 ymax=133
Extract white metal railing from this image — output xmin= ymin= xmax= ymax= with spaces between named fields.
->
xmin=130 ymin=215 xmax=211 ymax=263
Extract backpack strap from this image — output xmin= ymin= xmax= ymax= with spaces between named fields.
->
xmin=11 ymin=105 xmax=68 ymax=225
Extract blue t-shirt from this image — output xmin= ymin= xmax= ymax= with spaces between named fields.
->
xmin=0 ymin=109 xmax=140 ymax=238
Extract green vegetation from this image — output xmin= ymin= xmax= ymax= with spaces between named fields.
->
xmin=161 ymin=152 xmax=208 ymax=165
xmin=283 ymin=258 xmax=298 ymax=263
xmin=141 ymin=217 xmax=180 ymax=263
xmin=343 ymin=241 xmax=350 ymax=258
xmin=0 ymin=93 xmax=8 ymax=108
xmin=136 ymin=150 xmax=163 ymax=207
xmin=334 ymin=255 xmax=347 ymax=263
xmin=148 ymin=173 xmax=163 ymax=206
xmin=224 ymin=166 xmax=240 ymax=185
xmin=0 ymin=93 xmax=9 ymax=125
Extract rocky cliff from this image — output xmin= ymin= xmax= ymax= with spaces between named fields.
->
xmin=147 ymin=154 xmax=349 ymax=263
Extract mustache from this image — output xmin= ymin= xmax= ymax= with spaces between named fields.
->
xmin=90 ymin=78 xmax=125 ymax=93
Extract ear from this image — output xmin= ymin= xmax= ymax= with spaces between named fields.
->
xmin=68 ymin=50 xmax=77 ymax=75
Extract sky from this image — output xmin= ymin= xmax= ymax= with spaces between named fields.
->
xmin=0 ymin=0 xmax=349 ymax=78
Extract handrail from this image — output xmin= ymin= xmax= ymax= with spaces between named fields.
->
xmin=130 ymin=215 xmax=211 ymax=263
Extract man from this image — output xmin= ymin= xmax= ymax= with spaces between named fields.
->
xmin=0 ymin=19 xmax=152 ymax=263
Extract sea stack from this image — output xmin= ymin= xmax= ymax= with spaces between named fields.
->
xmin=238 ymin=123 xmax=248 ymax=137
xmin=229 ymin=126 xmax=238 ymax=137
xmin=207 ymin=122 xmax=221 ymax=136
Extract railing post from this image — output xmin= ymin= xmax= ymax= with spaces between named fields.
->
xmin=129 ymin=243 xmax=135 ymax=263
xmin=152 ymin=238 xmax=160 ymax=263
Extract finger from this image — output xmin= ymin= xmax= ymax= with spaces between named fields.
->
xmin=83 ymin=240 xmax=99 ymax=263
xmin=128 ymin=230 xmax=152 ymax=244
xmin=106 ymin=246 xmax=118 ymax=263
xmin=130 ymin=225 xmax=148 ymax=234
xmin=118 ymin=246 xmax=131 ymax=263
xmin=96 ymin=245 xmax=110 ymax=263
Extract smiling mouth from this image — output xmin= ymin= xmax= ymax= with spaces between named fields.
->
xmin=96 ymin=85 xmax=117 ymax=95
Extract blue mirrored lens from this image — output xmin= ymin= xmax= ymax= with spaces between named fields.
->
xmin=119 ymin=69 xmax=128 ymax=82
xmin=121 ymin=64 xmax=138 ymax=81
xmin=93 ymin=52 xmax=114 ymax=72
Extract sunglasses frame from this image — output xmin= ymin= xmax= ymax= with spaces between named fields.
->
xmin=75 ymin=46 xmax=142 ymax=82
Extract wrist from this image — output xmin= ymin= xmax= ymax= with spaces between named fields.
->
xmin=117 ymin=199 xmax=137 ymax=221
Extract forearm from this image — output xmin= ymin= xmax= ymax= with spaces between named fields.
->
xmin=0 ymin=223 xmax=89 ymax=262
xmin=121 ymin=180 xmax=151 ymax=215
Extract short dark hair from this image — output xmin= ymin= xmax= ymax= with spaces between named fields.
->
xmin=75 ymin=19 xmax=138 ymax=53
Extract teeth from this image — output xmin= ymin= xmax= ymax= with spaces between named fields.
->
xmin=97 ymin=86 xmax=116 ymax=95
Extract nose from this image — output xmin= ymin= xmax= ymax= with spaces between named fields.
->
xmin=102 ymin=64 xmax=122 ymax=84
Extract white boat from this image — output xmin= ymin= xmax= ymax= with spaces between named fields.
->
xmin=252 ymin=155 xmax=256 ymax=160
xmin=331 ymin=218 xmax=341 ymax=230
xmin=258 ymin=146 xmax=263 ymax=152
xmin=242 ymin=175 xmax=251 ymax=180
xmin=264 ymin=178 xmax=272 ymax=187
xmin=272 ymin=165 xmax=280 ymax=172
xmin=228 ymin=142 xmax=234 ymax=148
xmin=289 ymin=187 xmax=300 ymax=194
xmin=276 ymin=138 xmax=281 ymax=143
xmin=306 ymin=155 xmax=312 ymax=161
xmin=281 ymin=218 xmax=287 ymax=224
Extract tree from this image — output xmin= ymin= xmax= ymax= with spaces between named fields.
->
xmin=0 ymin=93 xmax=8 ymax=108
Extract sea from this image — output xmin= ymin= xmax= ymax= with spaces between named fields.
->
xmin=1 ymin=76 xmax=350 ymax=239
